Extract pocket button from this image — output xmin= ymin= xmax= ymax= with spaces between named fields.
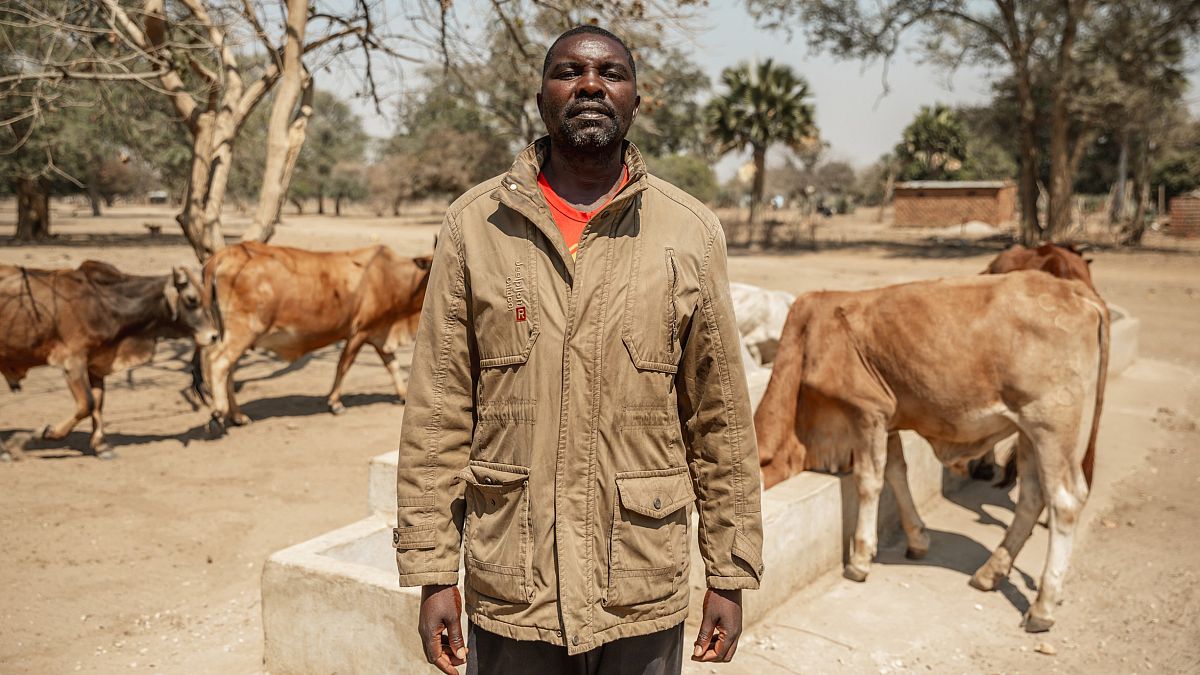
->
xmin=653 ymin=497 xmax=662 ymax=510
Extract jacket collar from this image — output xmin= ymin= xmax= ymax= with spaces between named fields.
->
xmin=492 ymin=137 xmax=650 ymax=277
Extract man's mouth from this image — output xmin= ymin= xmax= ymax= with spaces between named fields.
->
xmin=567 ymin=103 xmax=614 ymax=120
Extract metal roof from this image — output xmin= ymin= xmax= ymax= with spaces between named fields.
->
xmin=895 ymin=180 xmax=1012 ymax=189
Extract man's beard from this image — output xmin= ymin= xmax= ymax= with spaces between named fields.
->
xmin=561 ymin=116 xmax=621 ymax=149
xmin=557 ymin=99 xmax=624 ymax=150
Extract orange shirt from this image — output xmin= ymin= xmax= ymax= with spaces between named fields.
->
xmin=537 ymin=166 xmax=629 ymax=259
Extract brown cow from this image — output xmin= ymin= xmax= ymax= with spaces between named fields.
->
xmin=0 ymin=261 xmax=216 ymax=458
xmin=985 ymin=243 xmax=1095 ymax=290
xmin=756 ymin=271 xmax=1108 ymax=632
xmin=200 ymin=242 xmax=433 ymax=433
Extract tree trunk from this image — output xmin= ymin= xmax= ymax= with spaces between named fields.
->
xmin=13 ymin=178 xmax=51 ymax=241
xmin=876 ymin=163 xmax=895 ymax=223
xmin=392 ymin=196 xmax=402 ymax=217
xmin=1122 ymin=136 xmax=1151 ymax=245
xmin=86 ymin=174 xmax=103 ymax=217
xmin=1110 ymin=129 xmax=1128 ymax=224
xmin=748 ymin=145 xmax=766 ymax=247
xmin=335 ymin=194 xmax=343 ymax=216
xmin=317 ymin=190 xmax=325 ymax=215
xmin=243 ymin=0 xmax=312 ymax=243
xmin=1014 ymin=68 xmax=1041 ymax=245
xmin=290 ymin=197 xmax=304 ymax=214
xmin=1046 ymin=0 xmax=1084 ymax=240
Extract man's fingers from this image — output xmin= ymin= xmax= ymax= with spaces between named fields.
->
xmin=715 ymin=628 xmax=739 ymax=662
xmin=692 ymin=628 xmax=712 ymax=659
xmin=446 ymin=617 xmax=468 ymax=662
xmin=432 ymin=652 xmax=459 ymax=675
xmin=725 ymin=638 xmax=740 ymax=663
xmin=421 ymin=624 xmax=442 ymax=664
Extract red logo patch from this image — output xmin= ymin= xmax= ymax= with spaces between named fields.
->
xmin=515 ymin=306 xmax=527 ymax=322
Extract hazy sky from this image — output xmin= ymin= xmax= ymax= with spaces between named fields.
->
xmin=328 ymin=0 xmax=1196 ymax=176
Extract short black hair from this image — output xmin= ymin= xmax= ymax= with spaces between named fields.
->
xmin=541 ymin=25 xmax=636 ymax=82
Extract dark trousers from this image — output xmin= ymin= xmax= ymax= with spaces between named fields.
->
xmin=465 ymin=622 xmax=684 ymax=675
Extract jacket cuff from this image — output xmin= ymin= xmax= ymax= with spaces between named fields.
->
xmin=706 ymin=574 xmax=761 ymax=591
xmin=396 ymin=570 xmax=459 ymax=587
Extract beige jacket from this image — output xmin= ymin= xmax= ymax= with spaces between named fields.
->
xmin=393 ymin=138 xmax=763 ymax=655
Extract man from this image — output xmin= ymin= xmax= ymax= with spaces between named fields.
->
xmin=393 ymin=25 xmax=764 ymax=675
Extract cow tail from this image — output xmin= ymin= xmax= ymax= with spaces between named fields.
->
xmin=1082 ymin=301 xmax=1110 ymax=490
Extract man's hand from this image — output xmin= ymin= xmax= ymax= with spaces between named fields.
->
xmin=692 ymin=588 xmax=743 ymax=663
xmin=418 ymin=584 xmax=467 ymax=674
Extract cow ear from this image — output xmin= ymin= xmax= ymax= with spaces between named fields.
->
xmin=1085 ymin=258 xmax=1093 ymax=266
xmin=172 ymin=267 xmax=189 ymax=288
xmin=413 ymin=256 xmax=433 ymax=271
xmin=163 ymin=277 xmax=180 ymax=320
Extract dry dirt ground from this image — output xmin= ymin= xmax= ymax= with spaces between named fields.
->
xmin=1 ymin=204 xmax=1198 ymax=674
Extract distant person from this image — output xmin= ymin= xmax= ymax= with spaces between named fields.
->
xmin=392 ymin=25 xmax=764 ymax=675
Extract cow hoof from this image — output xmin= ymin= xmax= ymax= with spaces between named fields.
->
xmin=1023 ymin=612 xmax=1055 ymax=633
xmin=97 ymin=449 xmax=116 ymax=461
xmin=329 ymin=401 xmax=346 ymax=416
xmin=843 ymin=565 xmax=869 ymax=583
xmin=0 ymin=452 xmax=11 ymax=463
xmin=969 ymin=570 xmax=998 ymax=592
xmin=207 ymin=416 xmax=226 ymax=438
xmin=40 ymin=425 xmax=53 ymax=440
xmin=229 ymin=413 xmax=251 ymax=427
xmin=905 ymin=546 xmax=928 ymax=560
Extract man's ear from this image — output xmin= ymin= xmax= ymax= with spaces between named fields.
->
xmin=535 ymin=91 xmax=544 ymax=117
xmin=633 ymin=94 xmax=640 ymax=119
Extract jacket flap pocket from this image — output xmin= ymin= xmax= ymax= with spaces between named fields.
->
xmin=616 ymin=468 xmax=694 ymax=519
xmin=478 ymin=329 xmax=538 ymax=369
xmin=622 ymin=334 xmax=679 ymax=374
xmin=392 ymin=525 xmax=436 ymax=551
xmin=732 ymin=530 xmax=764 ymax=577
xmin=455 ymin=461 xmax=530 ymax=491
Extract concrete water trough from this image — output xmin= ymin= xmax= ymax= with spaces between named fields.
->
xmin=263 ymin=307 xmax=1139 ymax=674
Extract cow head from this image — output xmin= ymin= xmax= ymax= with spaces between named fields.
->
xmin=166 ymin=268 xmax=218 ymax=346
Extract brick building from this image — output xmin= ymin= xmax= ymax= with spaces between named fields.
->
xmin=892 ymin=180 xmax=1017 ymax=227
xmin=1168 ymin=192 xmax=1200 ymax=238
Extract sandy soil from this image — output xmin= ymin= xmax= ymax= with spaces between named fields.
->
xmin=1 ymin=204 xmax=1198 ymax=674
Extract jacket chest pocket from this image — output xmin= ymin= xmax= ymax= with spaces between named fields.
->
xmin=622 ymin=243 xmax=683 ymax=373
xmin=473 ymin=244 xmax=540 ymax=368
xmin=457 ymin=461 xmax=533 ymax=604
xmin=604 ymin=467 xmax=694 ymax=607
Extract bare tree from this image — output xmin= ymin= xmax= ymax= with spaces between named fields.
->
xmin=2 ymin=0 xmax=411 ymax=260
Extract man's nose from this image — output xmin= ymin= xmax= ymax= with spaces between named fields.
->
xmin=575 ymin=69 xmax=604 ymax=97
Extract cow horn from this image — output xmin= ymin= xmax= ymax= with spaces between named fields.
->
xmin=173 ymin=267 xmax=189 ymax=288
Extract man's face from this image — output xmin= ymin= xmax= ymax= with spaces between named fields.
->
xmin=538 ymin=34 xmax=639 ymax=151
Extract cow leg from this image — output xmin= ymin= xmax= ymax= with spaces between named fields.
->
xmin=845 ymin=423 xmax=888 ymax=582
xmin=87 ymin=372 xmax=113 ymax=459
xmin=1023 ymin=430 xmax=1089 ymax=633
xmin=43 ymin=358 xmax=93 ymax=442
xmin=970 ymin=435 xmax=1044 ymax=593
xmin=206 ymin=335 xmax=254 ymax=434
xmin=373 ymin=343 xmax=409 ymax=402
xmin=883 ymin=432 xmax=929 ymax=559
xmin=327 ymin=332 xmax=369 ymax=415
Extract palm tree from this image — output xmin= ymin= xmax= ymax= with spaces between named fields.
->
xmin=895 ymin=104 xmax=968 ymax=181
xmin=706 ymin=59 xmax=818 ymax=230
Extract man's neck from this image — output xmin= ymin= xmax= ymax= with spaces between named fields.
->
xmin=541 ymin=141 xmax=626 ymax=212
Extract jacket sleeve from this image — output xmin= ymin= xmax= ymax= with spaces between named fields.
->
xmin=393 ymin=213 xmax=475 ymax=587
xmin=677 ymin=224 xmax=765 ymax=591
